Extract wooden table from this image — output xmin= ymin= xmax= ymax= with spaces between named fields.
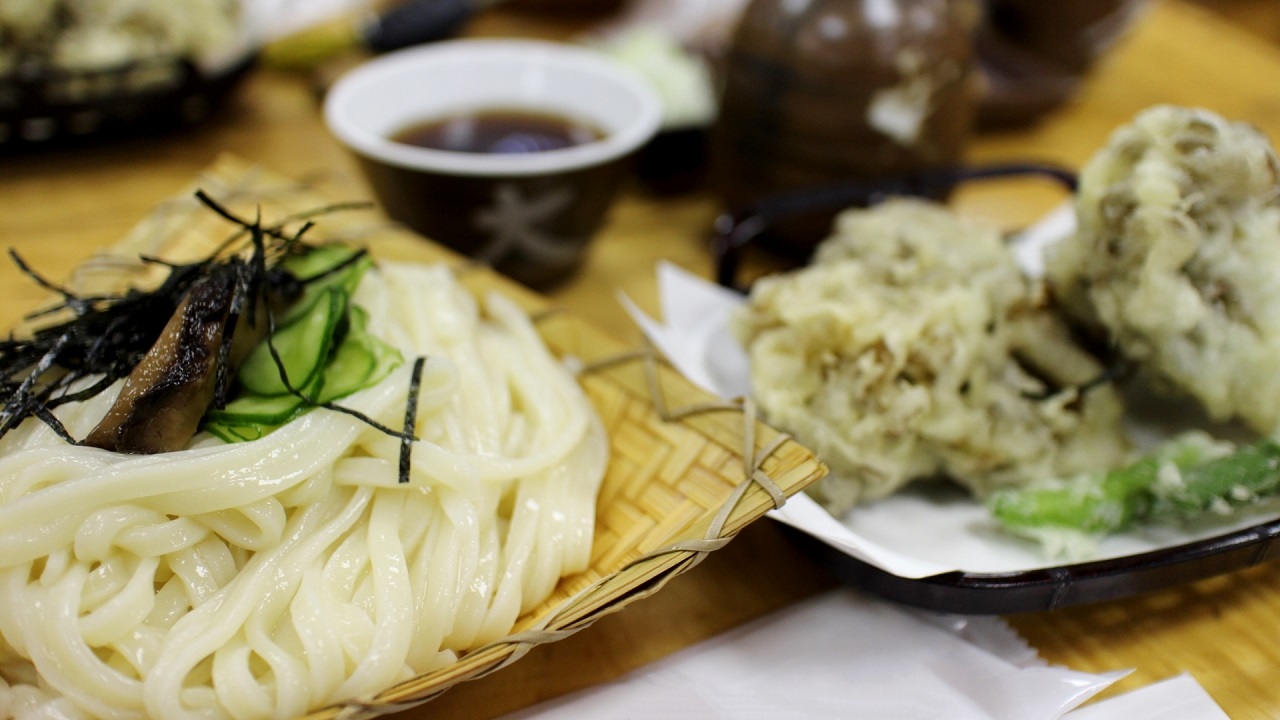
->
xmin=3 ymin=0 xmax=1279 ymax=716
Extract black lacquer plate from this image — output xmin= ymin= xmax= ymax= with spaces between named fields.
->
xmin=786 ymin=520 xmax=1280 ymax=615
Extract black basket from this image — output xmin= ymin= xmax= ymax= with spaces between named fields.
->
xmin=0 ymin=53 xmax=254 ymax=151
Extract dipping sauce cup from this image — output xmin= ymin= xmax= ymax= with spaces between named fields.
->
xmin=325 ymin=39 xmax=662 ymax=288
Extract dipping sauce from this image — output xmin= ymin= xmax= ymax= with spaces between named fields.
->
xmin=391 ymin=109 xmax=604 ymax=154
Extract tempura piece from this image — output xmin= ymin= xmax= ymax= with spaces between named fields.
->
xmin=734 ymin=199 xmax=1128 ymax=514
xmin=1 ymin=0 xmax=242 ymax=73
xmin=1047 ymin=105 xmax=1280 ymax=434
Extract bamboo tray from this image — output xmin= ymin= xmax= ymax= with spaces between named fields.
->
xmin=52 ymin=155 xmax=827 ymax=719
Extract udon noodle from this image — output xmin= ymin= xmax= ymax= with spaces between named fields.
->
xmin=0 ymin=261 xmax=608 ymax=719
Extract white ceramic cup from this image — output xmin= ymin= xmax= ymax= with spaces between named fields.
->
xmin=325 ymin=39 xmax=662 ymax=287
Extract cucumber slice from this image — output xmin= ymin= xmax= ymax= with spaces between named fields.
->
xmin=317 ymin=336 xmax=377 ymax=403
xmin=204 ymin=420 xmax=281 ymax=443
xmin=280 ymin=246 xmax=371 ymax=326
xmin=348 ymin=304 xmax=370 ymax=333
xmin=239 ymin=287 xmax=347 ymax=396
xmin=206 ymin=390 xmax=309 ymax=426
xmin=204 ymin=244 xmax=405 ymax=445
xmin=282 ymin=243 xmax=363 ymax=279
xmin=207 ymin=312 xmax=402 ymax=438
xmin=318 ymin=330 xmax=403 ymax=403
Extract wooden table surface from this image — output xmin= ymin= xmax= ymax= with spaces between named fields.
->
xmin=3 ymin=0 xmax=1280 ymax=716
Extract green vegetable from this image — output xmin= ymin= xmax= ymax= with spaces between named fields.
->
xmin=278 ymin=244 xmax=372 ymax=325
xmin=1152 ymin=439 xmax=1280 ymax=517
xmin=238 ymin=285 xmax=348 ymax=396
xmin=988 ymin=432 xmax=1280 ymax=545
xmin=202 ymin=245 xmax=403 ymax=442
xmin=204 ymin=419 xmax=280 ymax=444
xmin=207 ymin=391 xmax=312 ymax=427
xmin=318 ymin=306 xmax=402 ymax=403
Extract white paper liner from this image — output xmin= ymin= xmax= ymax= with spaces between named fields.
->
xmin=504 ymin=589 xmax=1129 ymax=720
xmin=622 ymin=210 xmax=1280 ymax=578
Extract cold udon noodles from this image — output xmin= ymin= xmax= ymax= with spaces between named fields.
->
xmin=0 ymin=261 xmax=607 ymax=719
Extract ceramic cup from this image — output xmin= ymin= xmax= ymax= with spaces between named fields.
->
xmin=324 ymin=39 xmax=662 ymax=287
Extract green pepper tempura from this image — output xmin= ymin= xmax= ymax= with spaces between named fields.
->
xmin=988 ymin=432 xmax=1280 ymax=556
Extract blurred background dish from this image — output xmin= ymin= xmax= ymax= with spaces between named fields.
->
xmin=589 ymin=25 xmax=719 ymax=194
xmin=506 ymin=0 xmax=627 ymax=11
xmin=0 ymin=0 xmax=254 ymax=149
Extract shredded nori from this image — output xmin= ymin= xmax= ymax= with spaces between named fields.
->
xmin=0 ymin=192 xmax=423 ymax=477
xmin=400 ymin=358 xmax=426 ymax=484
xmin=0 ymin=192 xmax=301 ymax=440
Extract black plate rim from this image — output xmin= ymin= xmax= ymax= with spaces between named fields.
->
xmin=786 ymin=513 xmax=1280 ymax=614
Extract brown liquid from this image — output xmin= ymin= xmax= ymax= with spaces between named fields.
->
xmin=391 ymin=109 xmax=603 ymax=154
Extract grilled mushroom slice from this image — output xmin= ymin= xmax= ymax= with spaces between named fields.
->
xmin=82 ymin=268 xmax=269 ymax=454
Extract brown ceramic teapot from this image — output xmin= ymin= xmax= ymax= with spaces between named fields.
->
xmin=710 ymin=0 xmax=983 ymax=253
xmin=975 ymin=0 xmax=1145 ymax=126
